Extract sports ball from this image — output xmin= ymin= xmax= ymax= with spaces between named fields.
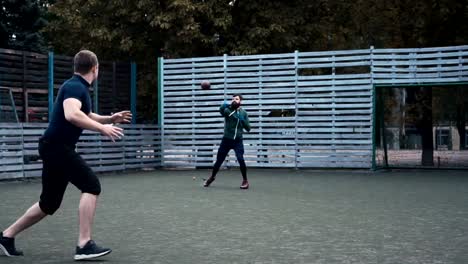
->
xmin=201 ymin=80 xmax=211 ymax=90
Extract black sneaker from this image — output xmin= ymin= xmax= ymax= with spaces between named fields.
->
xmin=0 ymin=232 xmax=23 ymax=257
xmin=203 ymin=176 xmax=215 ymax=187
xmin=74 ymin=240 xmax=111 ymax=261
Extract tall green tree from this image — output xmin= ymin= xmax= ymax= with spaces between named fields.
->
xmin=45 ymin=0 xmax=234 ymax=122
xmin=45 ymin=0 xmax=233 ymax=60
xmin=44 ymin=0 xmax=468 ymax=127
xmin=45 ymin=0 xmax=468 ymax=58
xmin=219 ymin=0 xmax=326 ymax=54
xmin=0 ymin=0 xmax=48 ymax=52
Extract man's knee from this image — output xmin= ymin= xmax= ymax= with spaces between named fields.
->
xmin=38 ymin=199 xmax=62 ymax=215
xmin=235 ymin=153 xmax=245 ymax=161
xmin=234 ymin=147 xmax=244 ymax=158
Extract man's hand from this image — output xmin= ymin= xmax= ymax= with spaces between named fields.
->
xmin=111 ymin=111 xmax=132 ymax=124
xmin=100 ymin=124 xmax=124 ymax=142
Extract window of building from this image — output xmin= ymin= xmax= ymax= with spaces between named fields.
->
xmin=435 ymin=128 xmax=450 ymax=150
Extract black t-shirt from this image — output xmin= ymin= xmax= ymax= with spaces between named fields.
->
xmin=43 ymin=74 xmax=92 ymax=146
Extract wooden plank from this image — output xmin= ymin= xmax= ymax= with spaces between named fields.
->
xmin=82 ymin=153 xmax=124 ymax=159
xmin=299 ymin=48 xmax=370 ymax=57
xmin=296 ymin=134 xmax=371 ymax=139
xmin=164 ymin=70 xmax=295 ymax=80
xmin=373 ymin=65 xmax=468 ymax=73
xmin=372 ymin=71 xmax=466 ymax=79
xmin=298 ymin=109 xmax=372 ymax=115
xmin=298 ymin=54 xmax=371 ymax=63
xmin=372 ymin=59 xmax=461 ymax=67
xmin=226 ymin=53 xmax=294 ymax=60
xmin=164 ymin=61 xmax=223 ymax=69
xmin=298 ymin=73 xmax=372 ymax=80
xmin=373 ymin=77 xmax=463 ymax=84
xmin=227 ymin=59 xmax=294 ymax=66
xmin=296 ymin=161 xmax=370 ymax=168
xmin=373 ymin=45 xmax=468 ymax=53
xmin=296 ymin=145 xmax=371 ymax=150
xmin=0 ymin=157 xmax=23 ymax=165
xmin=297 ymin=97 xmax=371 ymax=103
xmin=297 ymin=79 xmax=371 ymax=86
xmin=93 ymin=165 xmax=125 ymax=172
xmin=295 ymin=139 xmax=371 ymax=144
xmin=23 ymin=164 xmax=42 ymax=172
xmin=0 ymin=172 xmax=23 ymax=179
xmin=1 ymin=164 xmax=24 ymax=172
xmin=372 ymin=51 xmax=468 ymax=60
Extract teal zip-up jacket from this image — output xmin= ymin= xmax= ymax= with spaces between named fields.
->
xmin=220 ymin=103 xmax=251 ymax=140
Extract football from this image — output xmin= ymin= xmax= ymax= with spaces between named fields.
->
xmin=201 ymin=80 xmax=211 ymax=90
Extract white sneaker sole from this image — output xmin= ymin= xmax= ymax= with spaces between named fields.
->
xmin=0 ymin=243 xmax=15 ymax=257
xmin=74 ymin=249 xmax=112 ymax=261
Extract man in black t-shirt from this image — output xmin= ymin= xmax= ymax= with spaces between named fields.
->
xmin=0 ymin=50 xmax=131 ymax=261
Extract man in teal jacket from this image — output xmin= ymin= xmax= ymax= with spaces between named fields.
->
xmin=204 ymin=94 xmax=251 ymax=189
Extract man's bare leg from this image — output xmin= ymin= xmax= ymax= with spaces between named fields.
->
xmin=1 ymin=202 xmax=47 ymax=256
xmin=77 ymin=193 xmax=97 ymax=248
xmin=3 ymin=202 xmax=47 ymax=238
xmin=74 ymin=193 xmax=111 ymax=261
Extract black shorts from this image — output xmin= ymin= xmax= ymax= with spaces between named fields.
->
xmin=38 ymin=137 xmax=101 ymax=215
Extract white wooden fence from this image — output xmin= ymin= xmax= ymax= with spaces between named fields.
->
xmin=2 ymin=46 xmax=467 ymax=177
xmin=0 ymin=123 xmax=161 ymax=180
xmin=160 ymin=45 xmax=468 ymax=169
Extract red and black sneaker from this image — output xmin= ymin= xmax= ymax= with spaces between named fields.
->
xmin=240 ymin=180 xmax=249 ymax=189
xmin=203 ymin=176 xmax=216 ymax=187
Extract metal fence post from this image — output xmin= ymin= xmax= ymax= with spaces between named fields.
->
xmin=48 ymin=51 xmax=54 ymax=119
xmin=294 ymin=50 xmax=299 ymax=170
xmin=130 ymin=62 xmax=137 ymax=124
xmin=157 ymin=57 xmax=165 ymax=167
